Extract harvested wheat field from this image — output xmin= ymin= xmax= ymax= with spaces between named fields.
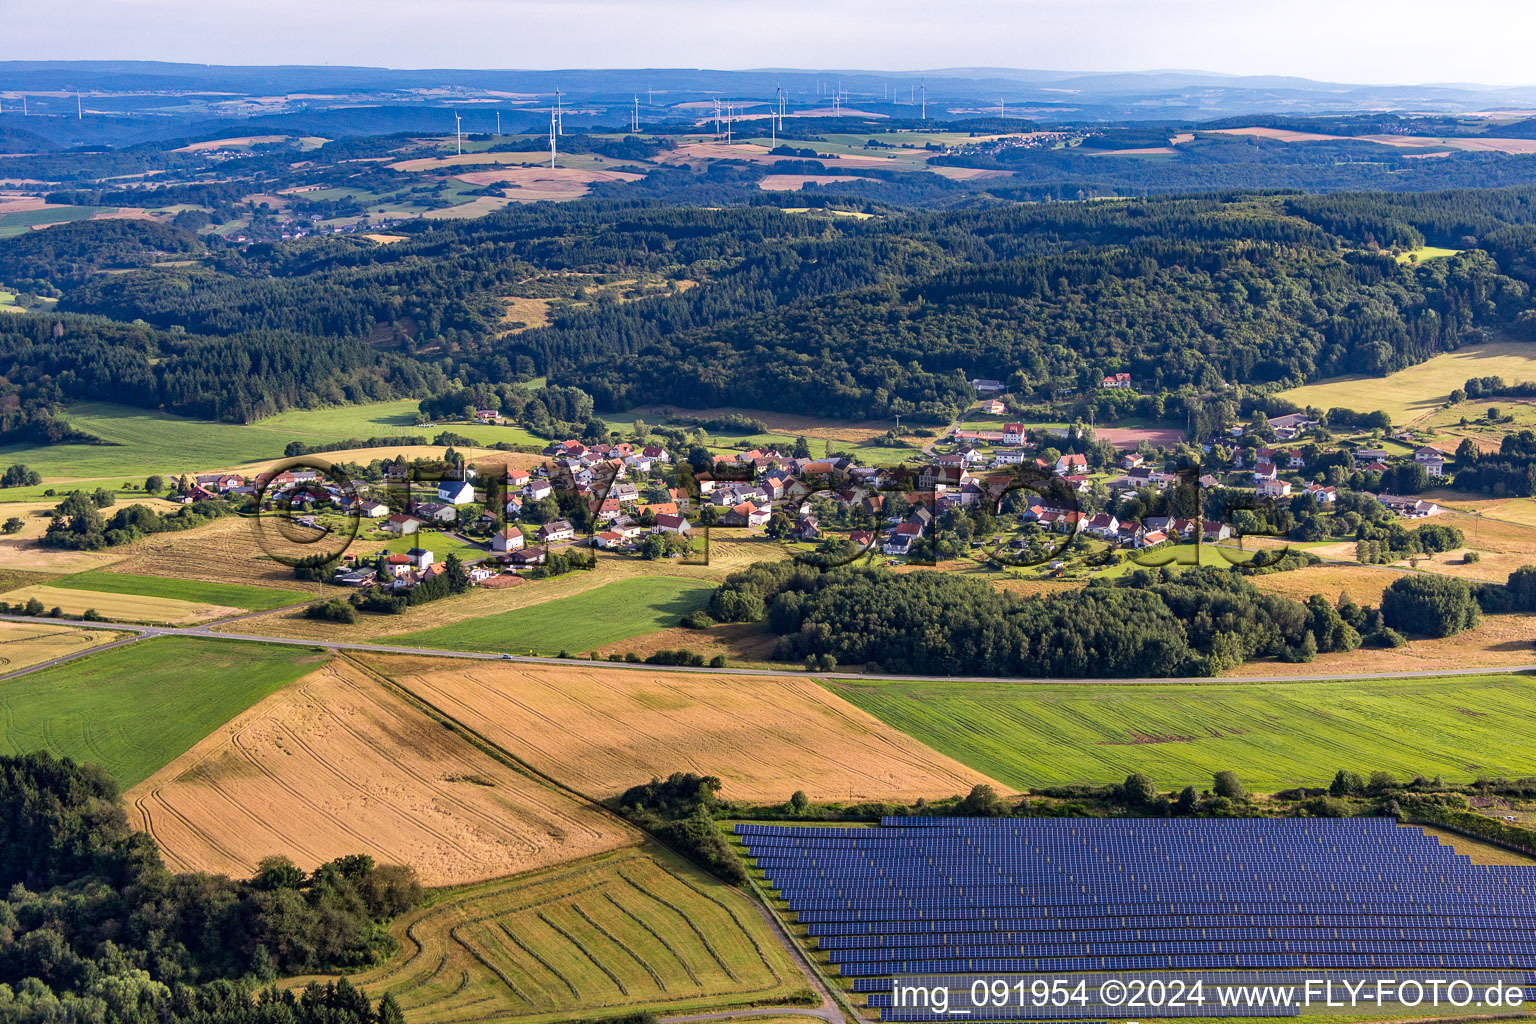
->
xmin=626 ymin=404 xmax=899 ymax=443
xmin=111 ymin=515 xmax=305 ymax=590
xmin=758 ymin=173 xmax=872 ymax=191
xmin=0 ymin=584 xmax=240 ymax=625
xmin=361 ymin=655 xmax=1005 ymax=802
xmin=1248 ymin=562 xmax=1398 ymax=606
xmin=1395 ymin=510 xmax=1536 ymax=583
xmin=454 ymin=167 xmax=645 ymax=202
xmin=323 ymin=845 xmax=802 ymax=1024
xmin=231 ymin=444 xmax=546 ymax=477
xmin=0 ymin=620 xmax=120 ymax=673
xmin=1228 ymin=609 xmax=1536 ymax=678
xmin=127 ymin=659 xmax=635 ymax=885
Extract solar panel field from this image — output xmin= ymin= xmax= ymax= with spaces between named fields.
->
xmin=741 ymin=818 xmax=1536 ymax=1021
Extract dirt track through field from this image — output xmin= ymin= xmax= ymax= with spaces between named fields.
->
xmin=362 ymin=656 xmax=1006 ymax=802
xmin=127 ymin=659 xmax=635 ymax=885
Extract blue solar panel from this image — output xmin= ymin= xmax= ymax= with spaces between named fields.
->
xmin=736 ymin=818 xmax=1536 ymax=1020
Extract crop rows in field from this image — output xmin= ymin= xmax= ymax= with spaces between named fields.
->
xmin=340 ymin=846 xmax=801 ymax=1023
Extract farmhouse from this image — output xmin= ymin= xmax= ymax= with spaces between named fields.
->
xmin=1054 ymin=453 xmax=1087 ymax=475
xmin=1085 ymin=513 xmax=1120 ymax=540
xmin=883 ymin=521 xmax=924 ymax=555
xmin=1415 ymin=446 xmax=1446 ymax=477
xmin=538 ymin=520 xmax=576 ymax=543
xmin=437 ymin=480 xmax=475 ymax=505
xmin=1377 ymin=494 xmax=1442 ymax=518
xmin=491 ymin=526 xmax=525 ymax=552
xmin=503 ymin=545 xmax=548 ymax=568
xmin=382 ymin=513 xmax=420 ymax=535
xmin=412 ymin=501 xmax=457 ymax=523
xmin=654 ymin=512 xmax=692 ymax=534
xmin=1101 ymin=372 xmax=1133 ymax=389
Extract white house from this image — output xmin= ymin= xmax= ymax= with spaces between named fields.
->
xmin=538 ymin=520 xmax=575 ymax=543
xmin=1054 ymin=453 xmax=1088 ymax=475
xmin=491 ymin=526 xmax=525 ymax=552
xmin=1415 ymin=446 xmax=1446 ymax=478
xmin=382 ymin=513 xmax=419 ymax=535
xmin=438 ymin=480 xmax=475 ymax=505
xmin=654 ymin=513 xmax=692 ymax=534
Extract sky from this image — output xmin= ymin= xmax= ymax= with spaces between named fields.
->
xmin=12 ymin=0 xmax=1536 ymax=88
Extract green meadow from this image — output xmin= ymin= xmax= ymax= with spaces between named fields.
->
xmin=383 ymin=575 xmax=714 ymax=655
xmin=0 ymin=399 xmax=547 ymax=490
xmin=49 ymin=569 xmax=310 ymax=612
xmin=0 ymin=637 xmax=325 ymax=787
xmin=827 ymin=673 xmax=1536 ymax=791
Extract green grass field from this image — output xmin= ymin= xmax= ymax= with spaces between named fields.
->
xmin=0 ymin=206 xmax=105 ymax=238
xmin=0 ymin=637 xmax=325 ymax=787
xmin=338 ymin=844 xmax=803 ymax=1023
xmin=0 ymin=399 xmax=546 ymax=486
xmin=384 ymin=575 xmax=714 ymax=655
xmin=827 ymin=673 xmax=1536 ymax=791
xmin=1396 ymin=246 xmax=1461 ymax=264
xmin=383 ymin=531 xmax=488 ymax=561
xmin=49 ymin=569 xmax=310 ymax=612
xmin=1278 ymin=340 xmax=1536 ymax=424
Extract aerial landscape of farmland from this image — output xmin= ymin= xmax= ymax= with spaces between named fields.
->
xmin=11 ymin=5 xmax=1536 ymax=1024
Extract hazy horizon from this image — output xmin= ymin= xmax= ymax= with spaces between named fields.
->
xmin=12 ymin=0 xmax=1536 ymax=90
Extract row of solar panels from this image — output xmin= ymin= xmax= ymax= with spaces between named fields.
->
xmin=875 ymin=818 xmax=1407 ymax=830
xmin=818 ymin=925 xmax=1536 ymax=947
xmin=872 ymin=1004 xmax=1293 ymax=1020
xmin=829 ymin=940 xmax=1536 ymax=963
xmin=792 ymin=896 xmax=1536 ymax=917
xmin=836 ymin=953 xmax=1536 ymax=975
xmin=749 ymin=853 xmax=1480 ymax=872
xmin=808 ymin=912 xmax=1536 ymax=933
xmin=779 ymin=892 xmax=1536 ymax=911
xmin=762 ymin=867 xmax=1499 ymax=881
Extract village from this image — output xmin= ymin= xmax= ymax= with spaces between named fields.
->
xmin=148 ymin=370 xmax=1470 ymax=602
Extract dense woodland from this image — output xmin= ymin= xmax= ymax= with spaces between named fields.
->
xmin=7 ymin=187 xmax=1536 ymax=429
xmin=709 ymin=562 xmax=1378 ymax=676
xmin=0 ymin=753 xmax=419 ymax=1024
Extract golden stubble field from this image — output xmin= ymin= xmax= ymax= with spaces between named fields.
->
xmin=0 ymin=584 xmax=241 ymax=625
xmin=360 ymin=654 xmax=1005 ymax=803
xmin=0 ymin=499 xmax=177 ymax=575
xmin=0 ymin=620 xmax=120 ymax=673
xmin=127 ymin=658 xmax=636 ymax=885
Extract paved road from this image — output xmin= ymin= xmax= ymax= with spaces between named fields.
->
xmin=4 ymin=611 xmax=1535 ymax=686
